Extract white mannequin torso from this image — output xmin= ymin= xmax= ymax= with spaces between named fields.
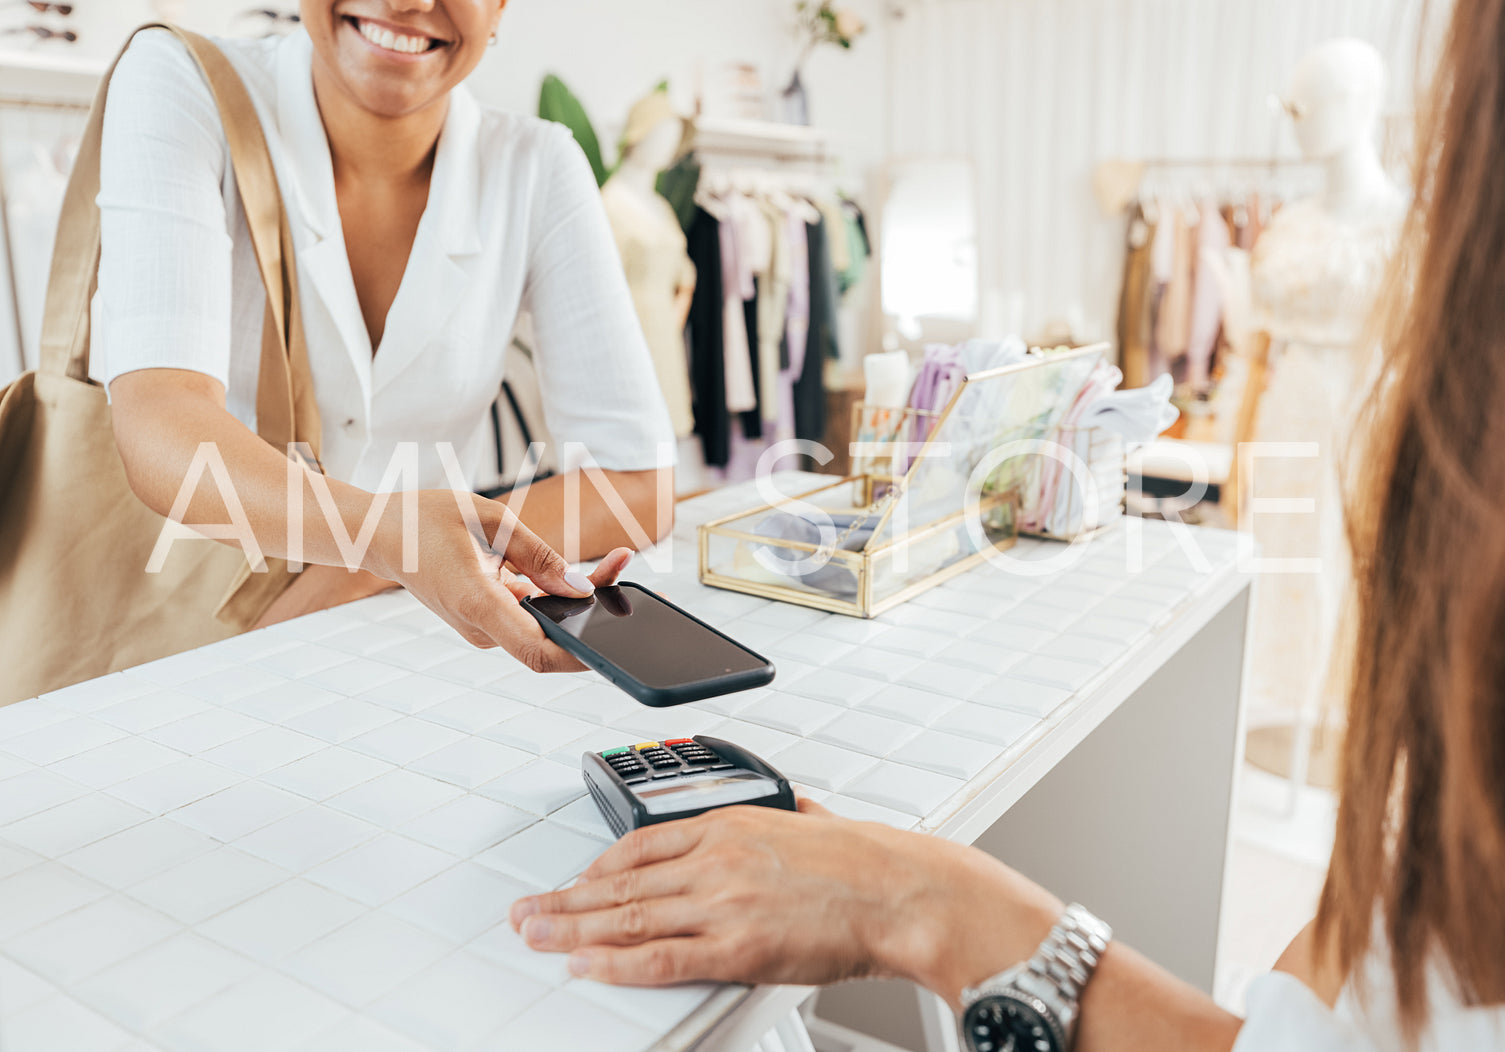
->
xmin=1240 ymin=39 xmax=1407 ymax=730
xmin=1251 ymin=195 xmax=1403 ymax=348
xmin=601 ymin=148 xmax=697 ymax=438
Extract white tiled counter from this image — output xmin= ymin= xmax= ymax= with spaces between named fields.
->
xmin=0 ymin=474 xmax=1250 ymax=1052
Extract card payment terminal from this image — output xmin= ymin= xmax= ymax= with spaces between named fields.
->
xmin=583 ymin=736 xmax=796 ymax=838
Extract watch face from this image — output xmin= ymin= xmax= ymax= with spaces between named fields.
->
xmin=962 ymin=996 xmax=1062 ymax=1052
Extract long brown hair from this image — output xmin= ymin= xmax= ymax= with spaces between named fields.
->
xmin=1315 ymin=0 xmax=1505 ymax=1032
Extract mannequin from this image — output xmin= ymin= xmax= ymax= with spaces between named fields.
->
xmin=1242 ymin=39 xmax=1406 ymax=792
xmin=1286 ymin=40 xmax=1406 ymax=223
xmin=1252 ymin=40 xmax=1406 ymax=346
xmin=602 ymin=92 xmax=698 ymax=438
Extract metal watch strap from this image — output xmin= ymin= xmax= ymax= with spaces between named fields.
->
xmin=1025 ymin=903 xmax=1112 ymax=1005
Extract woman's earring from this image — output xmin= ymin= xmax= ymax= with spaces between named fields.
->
xmin=489 ymin=32 xmax=498 ymax=47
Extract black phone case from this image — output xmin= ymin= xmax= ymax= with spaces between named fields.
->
xmin=522 ymin=581 xmax=776 ymax=707
xmin=582 ymin=736 xmax=797 ymax=837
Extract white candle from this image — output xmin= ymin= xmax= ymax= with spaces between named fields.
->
xmin=862 ymin=350 xmax=911 ymax=409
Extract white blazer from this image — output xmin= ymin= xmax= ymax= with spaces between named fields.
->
xmin=95 ymin=28 xmax=674 ymax=491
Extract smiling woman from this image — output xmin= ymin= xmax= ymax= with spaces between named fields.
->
xmin=308 ymin=1 xmax=493 ymax=116
xmin=86 ymin=1 xmax=677 ymax=676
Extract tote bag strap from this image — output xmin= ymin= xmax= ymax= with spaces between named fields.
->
xmin=37 ymin=22 xmax=322 ymax=468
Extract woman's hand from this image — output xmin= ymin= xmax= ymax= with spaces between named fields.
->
xmin=367 ymin=489 xmax=633 ymax=672
xmin=508 ymin=801 xmax=1248 ymax=1052
xmin=105 ymin=369 xmax=640 ymax=662
xmin=507 ymin=798 xmax=1062 ymax=1006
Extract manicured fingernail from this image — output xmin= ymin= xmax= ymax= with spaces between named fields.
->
xmin=564 ymin=571 xmax=595 ymax=594
xmin=511 ymin=899 xmax=539 ymax=928
xmin=522 ymin=916 xmax=551 ymax=944
xmin=568 ymin=952 xmax=592 ymax=977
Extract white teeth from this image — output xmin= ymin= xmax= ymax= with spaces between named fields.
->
xmin=355 ymin=18 xmax=433 ymax=55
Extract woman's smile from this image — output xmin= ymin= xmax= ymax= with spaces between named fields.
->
xmin=306 ymin=0 xmax=502 ymax=118
xmin=342 ymin=13 xmax=451 ymax=60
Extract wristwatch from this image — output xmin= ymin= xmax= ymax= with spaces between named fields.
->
xmin=958 ymin=903 xmax=1112 ymax=1052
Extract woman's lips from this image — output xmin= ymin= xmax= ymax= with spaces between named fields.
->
xmin=344 ymin=15 xmax=449 ymax=58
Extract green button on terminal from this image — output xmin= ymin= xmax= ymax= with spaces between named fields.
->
xmin=601 ymin=747 xmax=630 ymax=758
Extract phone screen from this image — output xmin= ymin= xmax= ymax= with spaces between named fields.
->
xmin=526 ymin=584 xmax=769 ymax=689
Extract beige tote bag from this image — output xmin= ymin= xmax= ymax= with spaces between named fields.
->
xmin=0 ymin=24 xmax=322 ymax=706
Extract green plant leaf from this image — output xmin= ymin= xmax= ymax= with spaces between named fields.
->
xmin=656 ymin=154 xmax=702 ymax=235
xmin=539 ymin=73 xmax=609 ymax=187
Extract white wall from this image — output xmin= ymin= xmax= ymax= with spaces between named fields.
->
xmin=885 ymin=0 xmax=1433 ymax=344
xmin=476 ymin=0 xmax=890 ymax=175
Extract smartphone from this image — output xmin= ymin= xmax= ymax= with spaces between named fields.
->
xmin=521 ymin=581 xmax=775 ymax=707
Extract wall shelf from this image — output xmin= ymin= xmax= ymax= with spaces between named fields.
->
xmin=0 ymin=49 xmax=105 ymax=106
xmin=693 ymin=117 xmax=832 ymax=164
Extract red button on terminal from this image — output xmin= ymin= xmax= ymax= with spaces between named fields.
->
xmin=664 ymin=738 xmax=695 ymax=746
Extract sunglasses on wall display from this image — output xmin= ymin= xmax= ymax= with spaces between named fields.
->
xmin=232 ymin=7 xmax=302 ymax=38
xmin=7 ymin=1 xmax=74 ymax=14
xmin=239 ymin=8 xmax=301 ymax=26
xmin=2 ymin=24 xmax=76 ymax=41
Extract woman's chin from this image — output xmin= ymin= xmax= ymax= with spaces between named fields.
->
xmin=340 ymin=75 xmax=447 ymax=120
xmin=325 ymin=39 xmax=460 ymax=119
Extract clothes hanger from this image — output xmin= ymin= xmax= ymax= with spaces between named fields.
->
xmin=1230 ymin=175 xmax=1251 ymax=228
xmin=1139 ymin=171 xmax=1161 ymax=226
xmin=1190 ymin=176 xmax=1214 ymax=212
xmin=785 ymin=180 xmax=822 ymax=224
xmin=1183 ymin=182 xmax=1202 ymax=224
xmin=692 ymin=166 xmax=728 ymax=214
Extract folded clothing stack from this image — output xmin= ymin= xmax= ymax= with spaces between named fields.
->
xmin=1025 ymin=366 xmax=1178 ymax=537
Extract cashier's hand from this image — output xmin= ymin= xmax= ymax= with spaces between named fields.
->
xmin=507 ymin=799 xmax=1062 ymax=1007
xmin=370 ymin=490 xmax=633 ymax=673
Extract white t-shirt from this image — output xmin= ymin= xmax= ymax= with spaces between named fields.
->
xmin=96 ymin=28 xmax=675 ymax=491
xmin=1235 ymin=953 xmax=1505 ymax=1051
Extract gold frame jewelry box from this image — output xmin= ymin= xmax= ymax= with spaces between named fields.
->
xmin=697 ymin=473 xmax=1020 ymax=619
xmin=697 ymin=344 xmax=1111 ymax=619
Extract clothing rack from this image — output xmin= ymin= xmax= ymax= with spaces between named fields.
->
xmin=679 ymin=120 xmax=865 ymax=479
xmin=691 ymin=120 xmax=844 ymax=215
xmin=1095 ymin=155 xmax=1325 ymax=218
xmin=1111 ymin=153 xmax=1323 ymax=396
xmin=1133 ymin=156 xmax=1322 ymax=171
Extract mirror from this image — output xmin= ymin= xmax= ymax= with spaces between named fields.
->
xmin=879 ymin=157 xmax=979 ymax=345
